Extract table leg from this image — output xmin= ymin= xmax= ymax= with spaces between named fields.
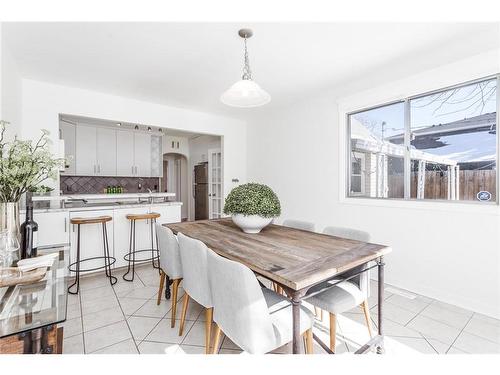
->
xmin=165 ymin=275 xmax=171 ymax=300
xmin=291 ymin=292 xmax=302 ymax=354
xmin=377 ymin=256 xmax=385 ymax=354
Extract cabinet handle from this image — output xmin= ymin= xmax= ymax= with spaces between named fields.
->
xmin=98 ymin=164 xmax=101 ymax=173
xmin=64 ymin=217 xmax=67 ymax=232
xmin=132 ymin=166 xmax=134 ymax=174
xmin=94 ymin=165 xmax=96 ymax=174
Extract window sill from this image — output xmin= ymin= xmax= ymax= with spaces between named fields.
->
xmin=340 ymin=196 xmax=500 ymax=216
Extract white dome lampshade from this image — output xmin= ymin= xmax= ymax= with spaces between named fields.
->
xmin=221 ymin=28 xmax=270 ymax=108
xmin=220 ymin=79 xmax=271 ymax=108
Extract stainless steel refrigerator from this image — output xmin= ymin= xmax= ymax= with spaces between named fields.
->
xmin=194 ymin=163 xmax=209 ymax=220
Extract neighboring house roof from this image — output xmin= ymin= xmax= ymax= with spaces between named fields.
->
xmin=387 ymin=112 xmax=496 ymax=142
xmin=350 ymin=117 xmax=457 ymax=166
xmin=383 ymin=112 xmax=496 ymax=163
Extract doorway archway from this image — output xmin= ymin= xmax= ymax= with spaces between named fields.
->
xmin=163 ymin=152 xmax=188 ymax=221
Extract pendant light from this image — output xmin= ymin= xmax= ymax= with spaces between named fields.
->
xmin=221 ymin=28 xmax=271 ymax=108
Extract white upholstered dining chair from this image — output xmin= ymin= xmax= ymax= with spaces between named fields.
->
xmin=155 ymin=224 xmax=183 ymax=327
xmin=305 ymin=226 xmax=373 ymax=353
xmin=177 ymin=233 xmax=214 ymax=354
xmin=207 ymin=248 xmax=315 ymax=354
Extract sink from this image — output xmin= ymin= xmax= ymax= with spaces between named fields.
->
xmin=64 ymin=201 xmax=120 ymax=208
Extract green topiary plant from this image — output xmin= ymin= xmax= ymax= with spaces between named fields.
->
xmin=223 ymin=183 xmax=281 ymax=218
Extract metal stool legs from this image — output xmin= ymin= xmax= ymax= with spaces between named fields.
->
xmin=123 ymin=220 xmax=136 ymax=281
xmin=102 ymin=222 xmax=117 ymax=286
xmin=68 ymin=224 xmax=81 ymax=295
xmin=68 ymin=221 xmax=117 ymax=295
xmin=123 ymin=218 xmax=160 ymax=282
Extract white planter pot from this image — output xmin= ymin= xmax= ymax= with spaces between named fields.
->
xmin=231 ymin=214 xmax=273 ymax=234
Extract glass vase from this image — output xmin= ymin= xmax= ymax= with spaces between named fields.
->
xmin=0 ymin=201 xmax=21 ymax=243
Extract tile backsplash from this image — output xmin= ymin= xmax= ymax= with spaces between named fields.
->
xmin=60 ymin=176 xmax=161 ymax=194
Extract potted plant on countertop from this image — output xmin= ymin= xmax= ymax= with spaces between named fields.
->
xmin=0 ymin=120 xmax=64 ymax=241
xmin=223 ymin=183 xmax=281 ymax=234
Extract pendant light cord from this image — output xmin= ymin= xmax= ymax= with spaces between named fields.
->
xmin=242 ymin=37 xmax=252 ymax=81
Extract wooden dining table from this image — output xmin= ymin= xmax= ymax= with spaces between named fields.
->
xmin=165 ymin=218 xmax=392 ymax=354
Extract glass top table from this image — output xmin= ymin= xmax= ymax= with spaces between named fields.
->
xmin=0 ymin=246 xmax=68 ymax=339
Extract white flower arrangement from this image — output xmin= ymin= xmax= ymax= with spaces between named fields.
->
xmin=0 ymin=120 xmax=64 ymax=203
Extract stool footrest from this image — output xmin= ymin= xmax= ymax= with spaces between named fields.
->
xmin=123 ymin=249 xmax=160 ymax=263
xmin=69 ymin=256 xmax=117 ymax=273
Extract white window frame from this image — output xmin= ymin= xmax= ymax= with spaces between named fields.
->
xmin=345 ymin=75 xmax=499 ymax=205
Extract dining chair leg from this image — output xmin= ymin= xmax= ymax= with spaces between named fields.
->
xmin=157 ymin=271 xmax=166 ymax=305
xmin=276 ymin=285 xmax=283 ymax=295
xmin=205 ymin=307 xmax=213 ymax=354
xmin=361 ymin=300 xmax=373 ymax=338
xmin=211 ymin=324 xmax=222 ymax=354
xmin=329 ymin=312 xmax=336 ymax=353
xmin=314 ymin=306 xmax=321 ymax=319
xmin=305 ymin=328 xmax=313 ymax=354
xmin=170 ymin=279 xmax=180 ymax=328
xmin=178 ymin=293 xmax=190 ymax=336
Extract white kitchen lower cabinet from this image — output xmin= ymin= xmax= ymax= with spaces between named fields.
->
xmin=33 ymin=211 xmax=70 ymax=247
xmin=69 ymin=210 xmax=115 ymax=276
xmin=35 ymin=204 xmax=181 ymax=275
xmin=113 ymin=207 xmax=155 ymax=269
xmin=152 ymin=204 xmax=181 ymax=225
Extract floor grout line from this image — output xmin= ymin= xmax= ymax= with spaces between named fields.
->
xmin=88 ymin=337 xmax=136 ymax=354
xmin=77 ymin=292 xmax=87 ymax=354
xmin=420 ymin=335 xmax=440 ymax=354
xmin=445 ymin=313 xmax=484 ymax=353
xmin=403 ymin=300 xmax=435 ymax=327
xmin=112 ymin=284 xmax=141 ymax=354
xmin=135 ymin=311 xmax=171 ymax=349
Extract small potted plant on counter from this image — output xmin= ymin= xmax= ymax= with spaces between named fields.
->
xmin=223 ymin=183 xmax=281 ymax=234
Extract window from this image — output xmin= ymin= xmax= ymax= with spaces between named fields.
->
xmin=348 ymin=102 xmax=405 ymax=199
xmin=348 ymin=76 xmax=498 ymax=203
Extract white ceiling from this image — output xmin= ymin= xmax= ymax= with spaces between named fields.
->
xmin=4 ymin=22 xmax=499 ymax=119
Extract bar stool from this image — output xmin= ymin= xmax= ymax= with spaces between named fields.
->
xmin=68 ymin=216 xmax=117 ymax=295
xmin=123 ymin=212 xmax=161 ymax=282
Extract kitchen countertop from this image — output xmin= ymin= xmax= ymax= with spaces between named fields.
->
xmin=29 ymin=200 xmax=182 ymax=214
xmin=32 ymin=192 xmax=176 ymax=201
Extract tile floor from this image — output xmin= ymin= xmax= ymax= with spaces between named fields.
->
xmin=61 ymin=264 xmax=500 ymax=354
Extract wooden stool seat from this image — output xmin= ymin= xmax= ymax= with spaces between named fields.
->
xmin=126 ymin=212 xmax=161 ymax=221
xmin=70 ymin=216 xmax=113 ymax=225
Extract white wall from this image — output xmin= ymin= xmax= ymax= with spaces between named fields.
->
xmin=247 ymin=49 xmax=500 ymax=318
xmin=0 ymin=26 xmax=23 ymax=140
xmin=20 ymin=79 xmax=247 ymax=196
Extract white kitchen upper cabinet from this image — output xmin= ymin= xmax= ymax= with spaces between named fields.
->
xmin=69 ymin=209 xmax=114 ymax=275
xmin=116 ymin=130 xmax=135 ymax=177
xmin=60 ymin=122 xmax=76 ymax=175
xmin=134 ymin=133 xmax=151 ymax=177
xmin=34 ymin=211 xmax=70 ymax=247
xmin=96 ymin=127 xmax=117 ymax=176
xmin=75 ymin=125 xmax=97 ymax=175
